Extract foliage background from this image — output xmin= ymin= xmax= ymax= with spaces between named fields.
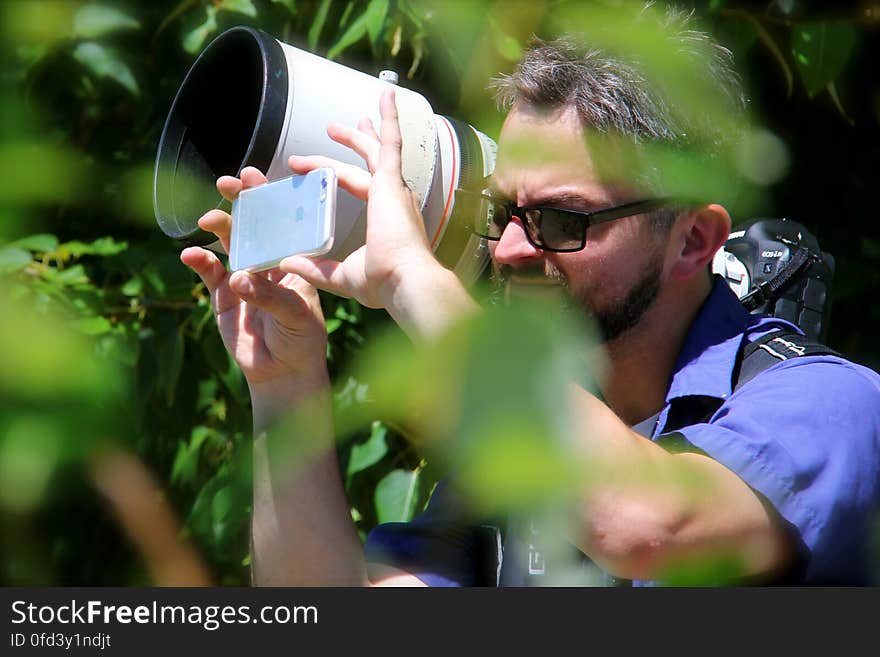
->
xmin=1 ymin=0 xmax=878 ymax=585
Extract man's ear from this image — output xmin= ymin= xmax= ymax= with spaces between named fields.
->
xmin=669 ymin=204 xmax=731 ymax=281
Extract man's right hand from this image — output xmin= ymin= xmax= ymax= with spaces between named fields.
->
xmin=180 ymin=167 xmax=330 ymax=418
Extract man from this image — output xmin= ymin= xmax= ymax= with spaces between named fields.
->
xmin=181 ymin=11 xmax=880 ymax=585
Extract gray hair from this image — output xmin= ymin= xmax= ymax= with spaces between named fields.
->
xmin=490 ymin=5 xmax=747 ymax=230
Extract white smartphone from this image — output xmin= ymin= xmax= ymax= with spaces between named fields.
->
xmin=229 ymin=168 xmax=337 ymax=272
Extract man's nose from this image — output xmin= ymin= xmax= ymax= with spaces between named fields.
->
xmin=491 ymin=216 xmax=544 ymax=266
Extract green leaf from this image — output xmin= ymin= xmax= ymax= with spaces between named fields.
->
xmin=202 ymin=326 xmax=231 ymax=377
xmin=339 ymin=1 xmax=355 ymax=29
xmin=211 ymin=485 xmax=233 ymax=543
xmin=72 ymin=42 xmax=139 ymax=96
xmin=72 ymin=4 xmax=140 ymax=39
xmin=326 ymin=12 xmax=369 ymax=60
xmin=792 ymin=21 xmax=857 ymax=98
xmin=217 ymin=0 xmax=257 ymax=17
xmin=71 ymin=316 xmax=112 ymax=336
xmin=59 ymin=237 xmax=127 ymax=258
xmin=171 ymin=426 xmax=213 ymax=485
xmin=183 ymin=6 xmax=218 ymax=55
xmin=170 ymin=440 xmax=193 ymax=486
xmin=0 ymin=247 xmax=32 ymax=275
xmin=43 ymin=264 xmax=90 ymax=287
xmin=365 ymin=0 xmax=390 ymax=46
xmin=346 ymin=421 xmax=389 ymax=478
xmin=97 ymin=325 xmax=140 ymax=367
xmin=488 ymin=17 xmax=522 ymax=62
xmin=8 ymin=234 xmax=58 ymax=253
xmin=157 ymin=327 xmax=185 ymax=406
xmin=325 ymin=318 xmax=342 ymax=334
xmin=374 ymin=468 xmax=420 ymax=523
xmin=308 ymin=0 xmax=332 ymax=51
xmin=120 ymin=276 xmax=142 ymax=296
xmin=750 ymin=16 xmax=793 ymax=98
xmin=271 ymin=0 xmax=297 ymax=13
xmin=775 ymin=0 xmax=796 ymax=15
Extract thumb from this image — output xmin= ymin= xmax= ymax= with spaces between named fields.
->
xmin=228 ymin=271 xmax=316 ymax=328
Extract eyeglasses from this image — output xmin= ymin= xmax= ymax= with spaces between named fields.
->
xmin=459 ymin=190 xmax=673 ymax=253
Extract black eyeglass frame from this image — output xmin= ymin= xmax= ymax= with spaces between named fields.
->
xmin=457 ymin=189 xmax=676 ymax=253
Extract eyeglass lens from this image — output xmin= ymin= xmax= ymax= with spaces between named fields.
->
xmin=481 ymin=199 xmax=587 ymax=250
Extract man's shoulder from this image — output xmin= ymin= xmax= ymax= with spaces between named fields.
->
xmin=726 ymin=340 xmax=880 ymax=443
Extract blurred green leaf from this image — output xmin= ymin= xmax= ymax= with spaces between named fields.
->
xmin=0 ymin=247 xmax=32 ymax=274
xmin=8 ymin=234 xmax=58 ymax=253
xmin=748 ymin=15 xmax=793 ymax=98
xmin=157 ymin=326 xmax=185 ymax=406
xmin=211 ymin=485 xmax=233 ymax=542
xmin=218 ymin=0 xmax=257 ymax=17
xmin=0 ymin=142 xmax=82 ymax=206
xmin=826 ymin=79 xmax=854 ymax=125
xmin=72 ymin=4 xmax=141 ymax=39
xmin=0 ymin=417 xmax=64 ymax=513
xmin=375 ymin=468 xmax=420 ymax=523
xmin=775 ymin=0 xmax=796 ymax=15
xmin=346 ymin=420 xmax=389 ymax=478
xmin=0 ymin=290 xmax=119 ymax=401
xmin=43 ymin=264 xmax=90 ymax=287
xmin=183 ymin=5 xmax=218 ymax=54
xmin=658 ymin=553 xmax=747 ymax=586
xmin=327 ymin=11 xmax=369 ymax=60
xmin=97 ymin=326 xmax=140 ymax=368
xmin=457 ymin=423 xmax=581 ymax=512
xmin=0 ymin=0 xmax=78 ymax=48
xmin=272 ymin=0 xmax=297 ymax=13
xmin=365 ymin=0 xmax=390 ymax=47
xmin=488 ymin=17 xmax=522 ymax=62
xmin=71 ymin=316 xmax=113 ymax=336
xmin=202 ymin=325 xmax=232 ymax=376
xmin=73 ymin=42 xmax=140 ymax=96
xmin=56 ymin=237 xmax=128 ymax=259
xmin=308 ymin=0 xmax=332 ymax=51
xmin=120 ymin=277 xmax=142 ymax=296
xmin=792 ymin=21 xmax=857 ymax=98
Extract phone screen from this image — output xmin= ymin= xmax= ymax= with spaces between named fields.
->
xmin=230 ymin=168 xmax=337 ymax=272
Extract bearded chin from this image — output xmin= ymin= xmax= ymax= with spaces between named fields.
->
xmin=491 ymin=259 xmax=663 ymax=343
xmin=588 ymin=268 xmax=662 ymax=342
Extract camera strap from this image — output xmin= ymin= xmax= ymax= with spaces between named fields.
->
xmin=739 ymin=246 xmax=820 ymax=312
xmin=733 ymin=330 xmax=840 ymax=393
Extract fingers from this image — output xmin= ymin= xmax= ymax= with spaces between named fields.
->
xmin=181 ymin=247 xmax=242 ymax=317
xmin=327 ymin=121 xmax=380 ymax=172
xmin=228 ymin=270 xmax=316 ymax=327
xmin=217 ymin=176 xmax=242 ymax=202
xmin=377 ymin=88 xmax=403 ymax=182
xmin=280 ymin=254 xmax=353 ymax=300
xmin=217 ymin=166 xmax=268 ymax=202
xmin=240 ymin=166 xmax=268 ymax=190
xmin=357 ymin=116 xmax=379 ymax=142
xmin=288 ymin=155 xmax=372 ymax=200
xmin=197 ymin=209 xmax=232 ymax=253
xmin=181 ymin=246 xmax=227 ymax=296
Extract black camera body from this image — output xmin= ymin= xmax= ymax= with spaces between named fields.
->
xmin=716 ymin=218 xmax=834 ymax=343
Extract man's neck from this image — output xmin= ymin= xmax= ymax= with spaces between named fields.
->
xmin=598 ymin=277 xmax=713 ymax=426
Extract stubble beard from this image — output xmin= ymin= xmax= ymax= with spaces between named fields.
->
xmin=491 ymin=256 xmax=664 ymax=343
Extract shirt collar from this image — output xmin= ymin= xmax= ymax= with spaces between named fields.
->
xmin=665 ymin=275 xmax=750 ymax=403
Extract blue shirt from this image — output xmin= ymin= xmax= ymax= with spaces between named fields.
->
xmin=365 ymin=277 xmax=880 ymax=585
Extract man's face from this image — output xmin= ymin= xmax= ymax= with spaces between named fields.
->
xmin=488 ymin=105 xmax=670 ymax=342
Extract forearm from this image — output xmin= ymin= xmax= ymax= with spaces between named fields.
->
xmin=568 ymin=386 xmax=792 ymax=581
xmin=381 ymin=260 xmax=479 ymax=341
xmin=250 ymin=376 xmax=368 ymax=586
